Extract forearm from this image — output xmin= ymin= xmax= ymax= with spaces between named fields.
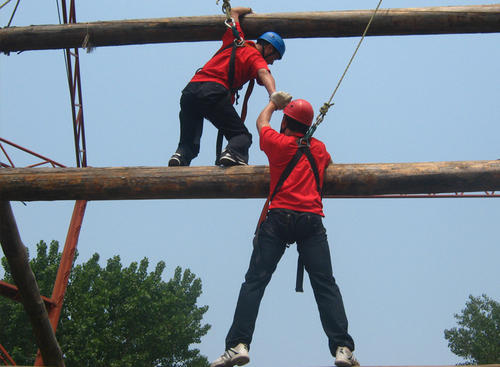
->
xmin=257 ymin=69 xmax=276 ymax=96
xmin=257 ymin=101 xmax=277 ymax=133
xmin=230 ymin=7 xmax=252 ymax=23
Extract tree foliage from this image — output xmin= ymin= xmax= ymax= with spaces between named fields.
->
xmin=444 ymin=294 xmax=500 ymax=364
xmin=1 ymin=240 xmax=210 ymax=367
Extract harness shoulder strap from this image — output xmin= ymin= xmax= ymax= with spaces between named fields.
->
xmin=270 ymin=142 xmax=322 ymax=202
xmin=302 ymin=146 xmax=322 ymax=197
xmin=269 ymin=146 xmax=305 ymax=202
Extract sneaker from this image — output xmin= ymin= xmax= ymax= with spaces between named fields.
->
xmin=335 ymin=346 xmax=359 ymax=367
xmin=168 ymin=153 xmax=187 ymax=167
xmin=219 ymin=150 xmax=248 ymax=167
xmin=210 ymin=343 xmax=250 ymax=367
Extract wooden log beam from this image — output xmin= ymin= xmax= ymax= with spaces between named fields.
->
xmin=0 ymin=160 xmax=499 ymax=201
xmin=1 ymin=4 xmax=499 ymax=53
xmin=0 ymin=202 xmax=65 ymax=366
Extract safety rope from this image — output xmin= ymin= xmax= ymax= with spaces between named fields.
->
xmin=216 ymin=0 xmax=232 ymax=21
xmin=0 ymin=0 xmax=12 ymax=10
xmin=4 ymin=0 xmax=20 ymax=27
xmin=303 ymin=0 xmax=383 ymax=141
xmin=217 ymin=0 xmax=244 ymax=45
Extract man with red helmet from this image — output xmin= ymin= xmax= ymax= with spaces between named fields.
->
xmin=210 ymin=98 xmax=358 ymax=367
xmin=168 ymin=6 xmax=290 ymax=167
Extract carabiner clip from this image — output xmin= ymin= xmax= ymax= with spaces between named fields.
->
xmin=224 ymin=18 xmax=235 ymax=29
xmin=234 ymin=38 xmax=245 ymax=47
xmin=298 ymin=137 xmax=310 ymax=147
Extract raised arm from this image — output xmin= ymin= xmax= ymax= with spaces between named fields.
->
xmin=256 ymin=101 xmax=278 ymax=134
xmin=230 ymin=7 xmax=252 ymax=24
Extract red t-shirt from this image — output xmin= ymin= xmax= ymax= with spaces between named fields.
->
xmin=191 ymin=22 xmax=269 ymax=96
xmin=260 ymin=126 xmax=332 ymax=216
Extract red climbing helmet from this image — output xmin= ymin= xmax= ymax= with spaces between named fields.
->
xmin=283 ymin=99 xmax=314 ymax=127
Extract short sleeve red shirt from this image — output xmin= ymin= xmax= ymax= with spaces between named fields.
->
xmin=260 ymin=126 xmax=332 ymax=216
xmin=190 ymin=22 xmax=269 ymax=95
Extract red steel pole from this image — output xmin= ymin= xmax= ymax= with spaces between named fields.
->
xmin=0 ymin=343 xmax=16 ymax=365
xmin=34 ymin=200 xmax=87 ymax=366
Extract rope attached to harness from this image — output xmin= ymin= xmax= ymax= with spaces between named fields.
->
xmin=217 ymin=0 xmax=232 ymax=20
xmin=303 ymin=0 xmax=383 ymax=141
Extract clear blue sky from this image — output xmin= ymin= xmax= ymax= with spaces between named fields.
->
xmin=1 ymin=1 xmax=499 ymax=366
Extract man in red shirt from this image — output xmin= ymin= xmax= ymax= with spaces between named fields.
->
xmin=168 ymin=6 xmax=289 ymax=167
xmin=210 ymin=99 xmax=358 ymax=367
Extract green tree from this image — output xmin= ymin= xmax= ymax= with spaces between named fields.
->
xmin=1 ymin=240 xmax=210 ymax=367
xmin=444 ymin=294 xmax=500 ymax=364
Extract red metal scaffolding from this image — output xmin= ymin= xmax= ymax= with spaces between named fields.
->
xmin=1 ymin=0 xmax=88 ymax=364
xmin=0 ymin=0 xmax=498 ymax=365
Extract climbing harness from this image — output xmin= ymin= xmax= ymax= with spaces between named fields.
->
xmin=254 ymin=139 xmax=322 ymax=292
xmin=303 ymin=0 xmax=383 ymax=141
xmin=214 ymin=0 xmax=255 ymax=164
xmin=255 ymin=0 xmax=383 ymax=292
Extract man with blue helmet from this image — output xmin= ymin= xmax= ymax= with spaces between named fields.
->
xmin=258 ymin=31 xmax=285 ymax=62
xmin=168 ymin=6 xmax=290 ymax=167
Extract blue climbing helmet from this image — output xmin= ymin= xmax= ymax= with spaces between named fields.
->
xmin=257 ymin=31 xmax=285 ymax=60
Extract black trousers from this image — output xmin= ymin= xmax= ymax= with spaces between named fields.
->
xmin=225 ymin=209 xmax=355 ymax=355
xmin=174 ymin=81 xmax=252 ymax=165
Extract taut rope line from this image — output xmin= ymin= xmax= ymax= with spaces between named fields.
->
xmin=303 ymin=0 xmax=383 ymax=140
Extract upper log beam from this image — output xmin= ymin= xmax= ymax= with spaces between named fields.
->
xmin=1 ymin=4 xmax=500 ymax=53
xmin=0 ymin=160 xmax=499 ymax=201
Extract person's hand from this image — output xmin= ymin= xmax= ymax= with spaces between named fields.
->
xmin=270 ymin=91 xmax=292 ymax=110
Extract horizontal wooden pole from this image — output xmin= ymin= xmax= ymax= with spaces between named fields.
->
xmin=0 ymin=160 xmax=499 ymax=201
xmin=1 ymin=4 xmax=499 ymax=53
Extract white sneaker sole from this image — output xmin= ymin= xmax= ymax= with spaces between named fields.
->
xmin=219 ymin=158 xmax=247 ymax=166
xmin=231 ymin=355 xmax=249 ymax=366
xmin=335 ymin=359 xmax=359 ymax=367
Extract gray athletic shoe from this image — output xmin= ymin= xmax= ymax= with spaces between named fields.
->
xmin=219 ymin=150 xmax=247 ymax=166
xmin=210 ymin=343 xmax=250 ymax=367
xmin=335 ymin=346 xmax=359 ymax=367
xmin=168 ymin=153 xmax=188 ymax=167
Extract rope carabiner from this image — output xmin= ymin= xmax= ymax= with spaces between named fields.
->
xmin=219 ymin=1 xmax=244 ymax=44
xmin=216 ymin=0 xmax=232 ymax=21
xmin=225 ymin=18 xmax=244 ymax=43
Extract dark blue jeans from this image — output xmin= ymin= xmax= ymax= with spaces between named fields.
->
xmin=225 ymin=209 xmax=355 ymax=355
xmin=175 ymin=81 xmax=252 ymax=165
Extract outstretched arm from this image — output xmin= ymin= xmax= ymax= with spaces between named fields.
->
xmin=230 ymin=7 xmax=252 ymax=23
xmin=257 ymin=69 xmax=276 ymax=96
xmin=257 ymin=101 xmax=278 ymax=134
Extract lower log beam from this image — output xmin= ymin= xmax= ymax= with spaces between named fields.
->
xmin=0 ymin=160 xmax=499 ymax=201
